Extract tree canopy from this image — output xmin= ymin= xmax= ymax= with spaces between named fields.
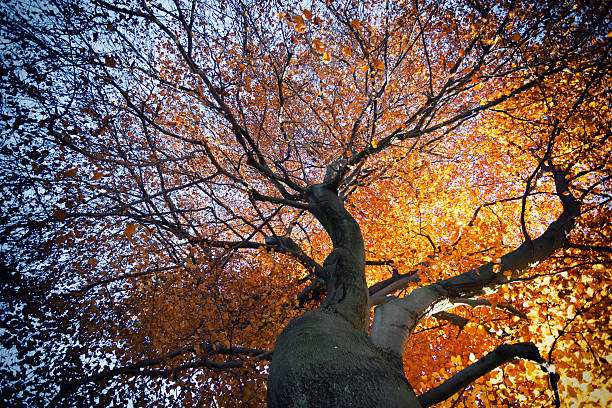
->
xmin=0 ymin=0 xmax=611 ymax=406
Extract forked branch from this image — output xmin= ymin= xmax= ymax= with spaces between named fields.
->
xmin=370 ymin=165 xmax=581 ymax=355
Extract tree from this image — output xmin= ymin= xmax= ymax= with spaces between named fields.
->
xmin=1 ymin=0 xmax=610 ymax=406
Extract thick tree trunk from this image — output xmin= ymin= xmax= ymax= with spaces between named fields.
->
xmin=267 ymin=184 xmax=421 ymax=407
xmin=267 ymin=310 xmax=420 ymax=407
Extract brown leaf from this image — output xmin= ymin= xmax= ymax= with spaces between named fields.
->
xmin=124 ymin=223 xmax=137 ymax=237
xmin=53 ymin=209 xmax=67 ymax=221
xmin=104 ymin=56 xmax=116 ymax=68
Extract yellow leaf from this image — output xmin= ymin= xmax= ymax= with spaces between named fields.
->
xmin=54 ymin=235 xmax=67 ymax=244
xmin=295 ymin=24 xmax=307 ymax=33
xmin=322 ymin=51 xmax=331 ymax=64
xmin=104 ymin=56 xmax=116 ymax=68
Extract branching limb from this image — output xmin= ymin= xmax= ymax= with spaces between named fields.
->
xmin=450 ymin=298 xmax=528 ymax=320
xmin=368 ymin=271 xmax=420 ymax=307
xmin=417 ymin=342 xmax=559 ymax=408
xmin=370 ymin=165 xmax=580 ymax=355
xmin=432 ymin=311 xmax=469 ymax=329
xmin=264 ymin=234 xmax=326 ymax=279
xmin=52 ymin=342 xmax=271 ymax=404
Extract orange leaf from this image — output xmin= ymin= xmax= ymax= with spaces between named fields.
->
xmin=312 ymin=39 xmax=325 ymax=53
xmin=292 ymin=15 xmax=305 ymax=26
xmin=302 ymin=9 xmax=312 ymax=20
xmin=124 ymin=223 xmax=137 ymax=237
xmin=54 ymin=235 xmax=67 ymax=244
xmin=63 ymin=168 xmax=78 ymax=178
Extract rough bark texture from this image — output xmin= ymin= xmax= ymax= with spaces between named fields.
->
xmin=268 ymin=310 xmax=420 ymax=407
xmin=267 ymin=184 xmax=421 ymax=407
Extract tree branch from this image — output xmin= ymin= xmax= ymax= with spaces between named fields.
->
xmin=417 ymin=342 xmax=559 ymax=408
xmin=370 ymin=166 xmax=580 ymax=355
xmin=52 ymin=342 xmax=271 ymax=404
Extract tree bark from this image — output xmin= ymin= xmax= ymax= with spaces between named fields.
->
xmin=267 ymin=184 xmax=421 ymax=407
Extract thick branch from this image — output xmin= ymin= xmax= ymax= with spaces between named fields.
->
xmin=370 ymin=167 xmax=580 ymax=355
xmin=368 ymin=270 xmax=420 ymax=297
xmin=192 ymin=236 xmax=324 ymax=278
xmin=368 ymin=271 xmax=420 ymax=307
xmin=264 ymin=235 xmax=326 ymax=279
xmin=305 ymin=183 xmax=369 ymax=331
xmin=417 ymin=342 xmax=559 ymax=408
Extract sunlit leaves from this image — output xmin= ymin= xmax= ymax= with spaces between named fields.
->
xmin=322 ymin=51 xmax=331 ymax=64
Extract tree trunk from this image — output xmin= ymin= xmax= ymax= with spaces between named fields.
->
xmin=267 ymin=184 xmax=421 ymax=407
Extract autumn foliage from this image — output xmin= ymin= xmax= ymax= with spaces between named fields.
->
xmin=0 ymin=0 xmax=611 ymax=406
